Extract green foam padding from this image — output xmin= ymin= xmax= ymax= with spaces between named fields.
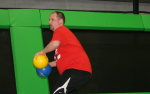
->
xmin=10 ymin=27 xmax=50 ymax=94
xmin=40 ymin=10 xmax=144 ymax=31
xmin=0 ymin=9 xmax=10 ymax=29
xmin=141 ymin=15 xmax=150 ymax=31
xmin=9 ymin=9 xmax=41 ymax=27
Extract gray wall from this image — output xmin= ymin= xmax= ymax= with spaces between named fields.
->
xmin=0 ymin=0 xmax=150 ymax=13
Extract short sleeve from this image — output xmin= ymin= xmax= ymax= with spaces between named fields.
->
xmin=50 ymin=30 xmax=64 ymax=44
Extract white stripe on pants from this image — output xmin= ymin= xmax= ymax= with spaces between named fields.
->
xmin=53 ymin=77 xmax=71 ymax=94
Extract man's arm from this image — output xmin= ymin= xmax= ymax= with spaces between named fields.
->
xmin=34 ymin=40 xmax=60 ymax=58
xmin=42 ymin=40 xmax=60 ymax=53
xmin=49 ymin=61 xmax=56 ymax=67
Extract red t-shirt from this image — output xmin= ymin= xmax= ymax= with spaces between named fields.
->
xmin=50 ymin=26 xmax=92 ymax=75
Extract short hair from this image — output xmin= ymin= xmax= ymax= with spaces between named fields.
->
xmin=52 ymin=11 xmax=65 ymax=24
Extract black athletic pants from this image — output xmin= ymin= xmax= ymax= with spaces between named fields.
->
xmin=52 ymin=69 xmax=91 ymax=94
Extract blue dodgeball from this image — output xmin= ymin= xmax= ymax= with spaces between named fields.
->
xmin=36 ymin=64 xmax=52 ymax=77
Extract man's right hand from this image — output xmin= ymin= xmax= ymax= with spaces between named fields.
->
xmin=34 ymin=51 xmax=47 ymax=59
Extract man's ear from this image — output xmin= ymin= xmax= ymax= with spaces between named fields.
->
xmin=59 ymin=19 xmax=63 ymax=25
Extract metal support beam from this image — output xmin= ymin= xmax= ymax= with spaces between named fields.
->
xmin=133 ymin=0 xmax=139 ymax=14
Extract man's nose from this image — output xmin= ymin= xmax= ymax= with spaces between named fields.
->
xmin=49 ymin=20 xmax=51 ymax=24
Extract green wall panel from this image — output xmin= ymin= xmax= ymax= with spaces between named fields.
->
xmin=9 ymin=9 xmax=41 ymax=27
xmin=0 ymin=9 xmax=10 ymax=29
xmin=10 ymin=27 xmax=50 ymax=94
xmin=40 ymin=10 xmax=144 ymax=31
xmin=141 ymin=15 xmax=150 ymax=31
xmin=40 ymin=9 xmax=51 ymax=28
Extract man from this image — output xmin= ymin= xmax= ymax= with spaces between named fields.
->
xmin=34 ymin=11 xmax=92 ymax=94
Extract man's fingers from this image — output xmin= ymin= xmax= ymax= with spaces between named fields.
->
xmin=35 ymin=54 xmax=38 ymax=59
xmin=35 ymin=53 xmax=40 ymax=59
xmin=34 ymin=52 xmax=46 ymax=59
xmin=35 ymin=55 xmax=38 ymax=59
xmin=43 ymin=54 xmax=47 ymax=58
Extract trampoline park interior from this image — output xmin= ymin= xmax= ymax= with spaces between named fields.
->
xmin=0 ymin=0 xmax=150 ymax=94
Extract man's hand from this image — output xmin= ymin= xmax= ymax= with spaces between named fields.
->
xmin=49 ymin=61 xmax=56 ymax=67
xmin=34 ymin=51 xmax=47 ymax=59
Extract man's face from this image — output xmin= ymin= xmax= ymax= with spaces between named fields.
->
xmin=49 ymin=13 xmax=61 ymax=31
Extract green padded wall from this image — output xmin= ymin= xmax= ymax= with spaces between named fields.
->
xmin=141 ymin=15 xmax=150 ymax=31
xmin=10 ymin=27 xmax=50 ymax=94
xmin=40 ymin=10 xmax=144 ymax=31
xmin=9 ymin=9 xmax=41 ymax=27
xmin=0 ymin=9 xmax=10 ymax=29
